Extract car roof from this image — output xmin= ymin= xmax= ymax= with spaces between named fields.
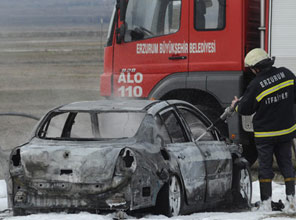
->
xmin=58 ymin=99 xmax=162 ymax=112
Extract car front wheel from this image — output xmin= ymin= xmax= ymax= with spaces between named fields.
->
xmin=232 ymin=165 xmax=252 ymax=208
xmin=239 ymin=167 xmax=252 ymax=205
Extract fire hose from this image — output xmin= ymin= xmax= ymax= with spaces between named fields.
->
xmin=195 ymin=101 xmax=239 ymax=142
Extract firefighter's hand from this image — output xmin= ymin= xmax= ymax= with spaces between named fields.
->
xmin=231 ymin=96 xmax=239 ymax=109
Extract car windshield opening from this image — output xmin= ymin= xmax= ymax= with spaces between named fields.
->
xmin=38 ymin=111 xmax=146 ymax=140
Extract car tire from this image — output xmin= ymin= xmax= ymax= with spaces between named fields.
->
xmin=156 ymin=175 xmax=183 ymax=217
xmin=239 ymin=166 xmax=252 ymax=204
xmin=232 ymin=165 xmax=252 ymax=208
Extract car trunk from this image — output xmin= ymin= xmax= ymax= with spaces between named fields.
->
xmin=20 ymin=138 xmax=130 ymax=184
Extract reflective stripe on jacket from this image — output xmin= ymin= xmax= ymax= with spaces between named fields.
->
xmin=237 ymin=67 xmax=296 ymax=143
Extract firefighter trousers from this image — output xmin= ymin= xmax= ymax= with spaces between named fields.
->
xmin=256 ymin=139 xmax=295 ymax=200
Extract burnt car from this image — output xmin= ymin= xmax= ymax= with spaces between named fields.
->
xmin=7 ymin=100 xmax=252 ymax=216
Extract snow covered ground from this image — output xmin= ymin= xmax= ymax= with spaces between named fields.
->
xmin=0 ymin=180 xmax=295 ymax=220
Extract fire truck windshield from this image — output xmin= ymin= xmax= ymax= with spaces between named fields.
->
xmin=124 ymin=0 xmax=181 ymax=42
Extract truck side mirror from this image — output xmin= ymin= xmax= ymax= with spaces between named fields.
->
xmin=116 ymin=22 xmax=126 ymax=44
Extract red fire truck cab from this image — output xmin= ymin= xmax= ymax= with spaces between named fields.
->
xmin=100 ymin=0 xmax=296 ymax=164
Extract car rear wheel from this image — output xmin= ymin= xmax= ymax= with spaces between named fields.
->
xmin=156 ymin=175 xmax=183 ymax=217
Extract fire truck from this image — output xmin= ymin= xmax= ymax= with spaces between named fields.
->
xmin=100 ymin=0 xmax=296 ymax=164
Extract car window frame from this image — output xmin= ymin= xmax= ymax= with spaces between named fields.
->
xmin=38 ymin=110 xmax=97 ymax=140
xmin=174 ymin=104 xmax=220 ymax=141
xmin=37 ymin=110 xmax=147 ymax=141
xmin=157 ymin=107 xmax=191 ymax=144
xmin=154 ymin=114 xmax=173 ymax=145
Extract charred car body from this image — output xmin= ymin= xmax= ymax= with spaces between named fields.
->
xmin=8 ymin=100 xmax=252 ymax=216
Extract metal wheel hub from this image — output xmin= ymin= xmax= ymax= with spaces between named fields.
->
xmin=240 ymin=169 xmax=251 ymax=200
xmin=168 ymin=176 xmax=181 ymax=216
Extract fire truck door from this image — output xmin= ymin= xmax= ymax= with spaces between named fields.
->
xmin=188 ymin=0 xmax=243 ymax=73
xmin=113 ymin=0 xmax=189 ymax=98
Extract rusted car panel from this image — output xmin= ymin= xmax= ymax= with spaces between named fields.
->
xmin=8 ymin=100 xmax=251 ymax=216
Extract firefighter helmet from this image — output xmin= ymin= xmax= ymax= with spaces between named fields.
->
xmin=244 ymin=48 xmax=274 ymax=68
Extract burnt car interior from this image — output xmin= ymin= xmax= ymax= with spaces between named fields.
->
xmin=38 ymin=111 xmax=146 ymax=140
xmin=157 ymin=106 xmax=218 ymax=144
xmin=177 ymin=107 xmax=216 ymax=141
xmin=37 ymin=102 xmax=217 ymax=144
xmin=159 ymin=109 xmax=189 ymax=143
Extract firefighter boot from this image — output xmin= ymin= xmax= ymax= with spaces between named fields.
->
xmin=285 ymin=180 xmax=296 ymax=212
xmin=285 ymin=180 xmax=295 ymax=197
xmin=260 ymin=181 xmax=272 ymax=202
xmin=254 ymin=181 xmax=273 ymax=211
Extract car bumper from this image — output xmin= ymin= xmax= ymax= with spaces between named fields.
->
xmin=11 ymin=176 xmax=132 ymax=215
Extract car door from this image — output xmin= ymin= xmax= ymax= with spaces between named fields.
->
xmin=176 ymin=106 xmax=232 ymax=202
xmin=158 ymin=108 xmax=206 ymax=205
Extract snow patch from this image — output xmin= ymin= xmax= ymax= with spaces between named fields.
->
xmin=0 ymin=180 xmax=6 ymax=198
xmin=283 ymin=195 xmax=296 ymax=214
xmin=0 ymin=180 xmax=295 ymax=219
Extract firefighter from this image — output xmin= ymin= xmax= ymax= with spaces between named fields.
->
xmin=232 ymin=48 xmax=296 ymax=209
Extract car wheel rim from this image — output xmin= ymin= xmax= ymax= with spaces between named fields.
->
xmin=240 ymin=169 xmax=251 ymax=201
xmin=169 ymin=176 xmax=181 ymax=216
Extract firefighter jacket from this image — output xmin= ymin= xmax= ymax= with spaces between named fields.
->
xmin=236 ymin=66 xmax=296 ymax=144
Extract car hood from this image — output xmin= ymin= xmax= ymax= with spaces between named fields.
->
xmin=20 ymin=138 xmax=137 ymax=184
